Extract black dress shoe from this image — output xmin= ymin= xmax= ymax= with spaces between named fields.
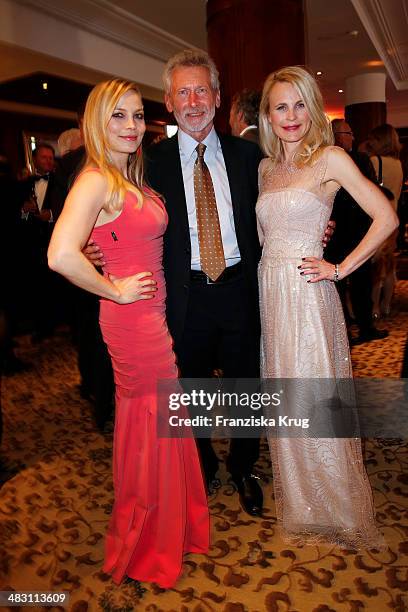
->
xmin=351 ymin=328 xmax=389 ymax=345
xmin=78 ymin=383 xmax=93 ymax=401
xmin=232 ymin=475 xmax=263 ymax=516
xmin=94 ymin=403 xmax=114 ymax=432
xmin=2 ymin=355 xmax=32 ymax=375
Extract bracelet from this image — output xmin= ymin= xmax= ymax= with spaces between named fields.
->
xmin=333 ymin=263 xmax=339 ymax=282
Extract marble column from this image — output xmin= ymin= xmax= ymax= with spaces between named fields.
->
xmin=345 ymin=73 xmax=387 ymax=147
xmin=207 ymin=0 xmax=305 ymax=132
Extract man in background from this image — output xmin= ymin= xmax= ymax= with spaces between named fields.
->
xmin=21 ymin=143 xmax=56 ymax=223
xmin=325 ymin=119 xmax=388 ymax=344
xmin=48 ymin=106 xmax=114 ymax=431
xmin=229 ymin=89 xmax=261 ymax=145
xmin=19 ymin=143 xmax=57 ymax=342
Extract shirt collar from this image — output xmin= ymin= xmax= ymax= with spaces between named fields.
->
xmin=178 ymin=126 xmax=219 ymax=163
xmin=239 ymin=125 xmax=257 ymax=137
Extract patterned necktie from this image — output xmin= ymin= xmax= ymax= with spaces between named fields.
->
xmin=193 ymin=143 xmax=226 ymax=281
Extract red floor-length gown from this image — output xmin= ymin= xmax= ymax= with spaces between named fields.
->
xmin=91 ymin=186 xmax=209 ymax=588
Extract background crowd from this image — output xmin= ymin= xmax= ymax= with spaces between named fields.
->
xmin=1 ymin=88 xmax=406 ymax=380
xmin=2 ymin=46 xmax=404 ymax=586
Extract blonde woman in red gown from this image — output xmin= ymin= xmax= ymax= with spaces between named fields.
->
xmin=48 ymin=79 xmax=209 ymax=588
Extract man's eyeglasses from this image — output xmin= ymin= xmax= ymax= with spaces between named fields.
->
xmin=335 ymin=131 xmax=353 ymax=135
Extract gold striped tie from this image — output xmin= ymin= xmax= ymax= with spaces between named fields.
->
xmin=193 ymin=143 xmax=226 ymax=281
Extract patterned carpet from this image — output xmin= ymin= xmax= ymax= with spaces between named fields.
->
xmin=0 ymin=282 xmax=407 ymax=612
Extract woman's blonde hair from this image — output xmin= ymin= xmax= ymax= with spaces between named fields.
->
xmin=259 ymin=66 xmax=333 ymax=166
xmin=367 ymin=123 xmax=402 ymax=158
xmin=83 ymin=78 xmax=145 ymax=212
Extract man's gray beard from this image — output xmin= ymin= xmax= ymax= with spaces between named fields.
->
xmin=175 ymin=108 xmax=215 ymax=133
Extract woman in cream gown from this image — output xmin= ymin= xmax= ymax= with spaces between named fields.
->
xmin=256 ymin=67 xmax=398 ymax=549
xmin=368 ymin=124 xmax=403 ymax=319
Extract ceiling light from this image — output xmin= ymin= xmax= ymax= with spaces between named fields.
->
xmin=365 ymin=60 xmax=384 ymax=67
xmin=42 ymin=82 xmax=48 ymax=90
xmin=348 ymin=30 xmax=359 ymax=36
xmin=338 ymin=89 xmax=344 ymax=93
xmin=316 ymin=71 xmax=322 ymax=76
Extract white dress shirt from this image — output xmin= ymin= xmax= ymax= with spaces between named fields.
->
xmin=178 ymin=127 xmax=241 ymax=270
xmin=21 ymin=175 xmax=53 ymax=221
xmin=239 ymin=125 xmax=257 ymax=137
xmin=35 ymin=178 xmax=48 ymax=210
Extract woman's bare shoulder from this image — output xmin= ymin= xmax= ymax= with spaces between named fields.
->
xmin=72 ymin=167 xmax=108 ymax=195
xmin=324 ymin=145 xmax=353 ymax=170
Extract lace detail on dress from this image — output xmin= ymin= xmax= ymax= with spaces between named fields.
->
xmin=258 ymin=147 xmax=340 ymax=200
xmin=256 ymin=150 xmax=385 ymax=551
xmin=257 ymin=153 xmax=335 ymax=265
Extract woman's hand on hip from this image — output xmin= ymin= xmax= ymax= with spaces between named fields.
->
xmin=109 ymin=272 xmax=157 ymax=304
xmin=298 ymin=257 xmax=339 ymax=283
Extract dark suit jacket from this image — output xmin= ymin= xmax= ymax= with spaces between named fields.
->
xmin=241 ymin=127 xmax=260 ymax=146
xmin=146 ymin=132 xmax=263 ymax=349
xmin=18 ymin=173 xmax=55 ymax=213
xmin=18 ymin=173 xmax=57 ymax=247
xmin=48 ymin=146 xmax=86 ymax=221
xmin=325 ymin=151 xmax=376 ymax=263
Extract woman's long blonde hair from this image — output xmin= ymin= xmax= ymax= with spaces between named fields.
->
xmin=259 ymin=66 xmax=333 ymax=166
xmin=83 ymin=78 xmax=145 ymax=212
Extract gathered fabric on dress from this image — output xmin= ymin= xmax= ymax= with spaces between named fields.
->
xmin=256 ymin=148 xmax=385 ymax=549
xmin=91 ymin=186 xmax=209 ymax=587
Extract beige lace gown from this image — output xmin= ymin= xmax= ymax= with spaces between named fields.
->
xmin=256 ymin=150 xmax=385 ymax=549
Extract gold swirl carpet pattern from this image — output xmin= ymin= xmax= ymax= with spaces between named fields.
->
xmin=0 ymin=281 xmax=407 ymax=612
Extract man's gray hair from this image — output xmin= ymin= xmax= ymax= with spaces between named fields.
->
xmin=232 ymin=89 xmax=261 ymax=127
xmin=331 ymin=118 xmax=345 ymax=132
xmin=163 ymin=49 xmax=220 ymax=93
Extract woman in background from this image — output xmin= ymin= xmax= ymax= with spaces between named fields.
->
xmin=48 ymin=79 xmax=209 ymax=588
xmin=367 ymin=124 xmax=403 ymax=318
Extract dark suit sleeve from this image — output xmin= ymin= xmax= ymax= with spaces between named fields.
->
xmin=249 ymin=143 xmax=264 ymax=194
xmin=15 ymin=177 xmax=34 ymax=206
xmin=353 ymin=152 xmax=376 ymax=183
xmin=144 ymin=143 xmax=167 ymax=194
xmin=326 ymin=151 xmax=375 ymax=260
xmin=47 ymin=147 xmax=86 ymax=221
xmin=47 ymin=168 xmax=68 ymax=221
xmin=330 ymin=152 xmax=375 ymax=223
